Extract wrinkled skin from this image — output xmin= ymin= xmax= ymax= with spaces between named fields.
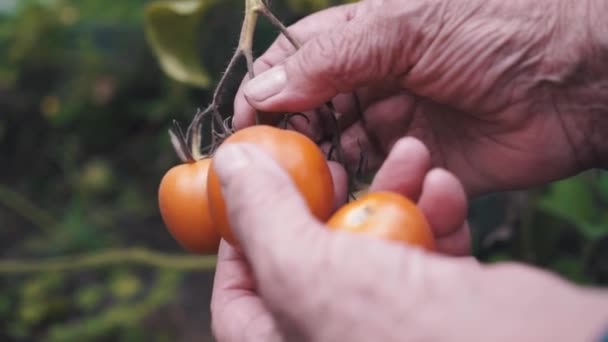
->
xmin=210 ymin=142 xmax=608 ymax=342
xmin=234 ymin=0 xmax=608 ymax=197
xmin=209 ymin=0 xmax=608 ymax=340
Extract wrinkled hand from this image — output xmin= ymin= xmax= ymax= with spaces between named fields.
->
xmin=233 ymin=0 xmax=607 ymax=197
xmin=209 ymin=138 xmax=608 ymax=342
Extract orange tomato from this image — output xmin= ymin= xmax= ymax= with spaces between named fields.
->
xmin=326 ymin=191 xmax=435 ymax=251
xmin=207 ymin=125 xmax=335 ymax=247
xmin=158 ymin=158 xmax=221 ymax=254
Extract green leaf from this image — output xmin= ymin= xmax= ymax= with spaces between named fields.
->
xmin=143 ymin=0 xmax=215 ymax=88
xmin=577 ymin=222 xmax=608 ymax=241
xmin=597 ymin=172 xmax=608 ymax=203
xmin=549 ymin=257 xmax=588 ymax=284
xmin=537 ymin=177 xmax=597 ymax=228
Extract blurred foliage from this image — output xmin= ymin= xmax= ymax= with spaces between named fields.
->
xmin=142 ymin=0 xmax=354 ymax=89
xmin=144 ymin=0 xmax=216 ymax=88
xmin=0 ymin=0 xmax=606 ymax=341
xmin=0 ymin=0 xmax=351 ymax=340
xmin=471 ymin=170 xmax=608 ymax=285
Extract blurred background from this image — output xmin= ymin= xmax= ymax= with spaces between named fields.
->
xmin=1 ymin=0 xmax=606 ymax=341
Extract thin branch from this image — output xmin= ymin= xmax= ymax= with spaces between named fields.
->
xmin=258 ymin=3 xmax=351 ymax=177
xmin=212 ymin=49 xmax=245 ymax=108
xmin=352 ymin=91 xmax=365 ymax=125
xmin=279 ymin=112 xmax=310 ymax=129
xmin=189 ymin=112 xmax=204 ymax=160
xmin=186 ymin=47 xmax=243 ymax=146
xmin=0 ymin=247 xmax=217 ymax=274
xmin=258 ymin=5 xmax=300 ymax=49
xmin=169 ymin=120 xmax=194 ymax=162
xmin=323 ymin=101 xmax=345 ymax=165
xmin=241 ymin=0 xmax=264 ymax=124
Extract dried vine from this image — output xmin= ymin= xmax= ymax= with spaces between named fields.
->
xmin=170 ymin=0 xmax=367 ymax=196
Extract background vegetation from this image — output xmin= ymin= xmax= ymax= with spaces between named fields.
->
xmin=1 ymin=0 xmax=606 ymax=340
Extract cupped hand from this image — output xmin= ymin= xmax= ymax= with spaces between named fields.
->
xmin=232 ymin=0 xmax=606 ymax=197
xmin=209 ymin=138 xmax=608 ymax=342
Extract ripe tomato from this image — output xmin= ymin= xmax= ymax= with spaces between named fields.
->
xmin=207 ymin=125 xmax=335 ymax=247
xmin=326 ymin=191 xmax=435 ymax=251
xmin=158 ymin=158 xmax=221 ymax=254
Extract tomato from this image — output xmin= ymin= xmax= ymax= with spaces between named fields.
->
xmin=326 ymin=191 xmax=435 ymax=251
xmin=207 ymin=125 xmax=335 ymax=247
xmin=158 ymin=158 xmax=221 ymax=254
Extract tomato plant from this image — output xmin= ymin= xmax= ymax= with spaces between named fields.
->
xmin=206 ymin=125 xmax=335 ymax=247
xmin=158 ymin=158 xmax=221 ymax=254
xmin=326 ymin=191 xmax=436 ymax=251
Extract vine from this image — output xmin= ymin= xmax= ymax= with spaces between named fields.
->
xmin=0 ymin=248 xmax=216 ymax=274
xmin=169 ymin=0 xmax=366 ymax=196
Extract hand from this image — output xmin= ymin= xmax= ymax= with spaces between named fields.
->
xmin=209 ymin=139 xmax=608 ymax=341
xmin=232 ymin=0 xmax=608 ymax=197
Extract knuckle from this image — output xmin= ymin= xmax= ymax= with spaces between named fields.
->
xmin=298 ymin=32 xmax=358 ymax=92
xmin=295 ymin=17 xmax=391 ymax=91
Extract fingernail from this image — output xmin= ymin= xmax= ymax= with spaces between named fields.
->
xmin=244 ymin=65 xmax=286 ymax=102
xmin=213 ymin=144 xmax=253 ymax=179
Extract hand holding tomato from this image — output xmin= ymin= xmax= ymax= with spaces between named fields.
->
xmin=209 ymin=136 xmax=608 ymax=341
xmin=232 ymin=0 xmax=608 ymax=197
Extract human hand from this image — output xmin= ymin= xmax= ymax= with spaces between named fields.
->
xmin=209 ymin=138 xmax=608 ymax=342
xmin=232 ymin=0 xmax=608 ymax=197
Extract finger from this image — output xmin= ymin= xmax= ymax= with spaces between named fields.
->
xmin=212 ymin=142 xmax=325 ymax=249
xmin=362 ymin=90 xmax=419 ymax=153
xmin=240 ymin=1 xmax=431 ymax=114
xmin=210 ymin=241 xmax=282 ymax=341
xmin=435 ymin=222 xmax=472 ymax=256
xmin=233 ymin=3 xmax=361 ymax=130
xmin=319 ymin=121 xmax=386 ymax=172
xmin=211 ymin=143 xmax=330 ymax=300
xmin=259 ymin=82 xmax=404 ymax=144
xmin=418 ymin=168 xmax=471 ymax=255
xmin=369 ymin=137 xmax=432 ymax=201
xmin=328 ymin=160 xmax=348 ymax=211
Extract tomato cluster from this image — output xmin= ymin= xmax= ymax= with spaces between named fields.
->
xmin=158 ymin=125 xmax=435 ymax=254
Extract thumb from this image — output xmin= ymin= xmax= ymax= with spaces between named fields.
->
xmin=241 ymin=5 xmax=421 ymax=113
xmin=211 ymin=142 xmax=328 ymax=271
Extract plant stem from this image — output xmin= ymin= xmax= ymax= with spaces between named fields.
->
xmin=212 ymin=50 xmax=244 ymax=108
xmin=0 ymin=247 xmax=217 ymax=274
xmin=259 ymin=5 xmax=300 ymax=49
xmin=170 ymin=120 xmax=195 ymax=162
xmin=257 ymin=5 xmax=357 ymax=192
xmin=182 ymin=0 xmax=365 ymax=180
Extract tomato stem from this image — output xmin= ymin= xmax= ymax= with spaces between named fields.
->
xmin=176 ymin=0 xmax=368 ymax=199
xmin=256 ymin=5 xmax=366 ymax=197
xmin=169 ymin=120 xmax=195 ymax=163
